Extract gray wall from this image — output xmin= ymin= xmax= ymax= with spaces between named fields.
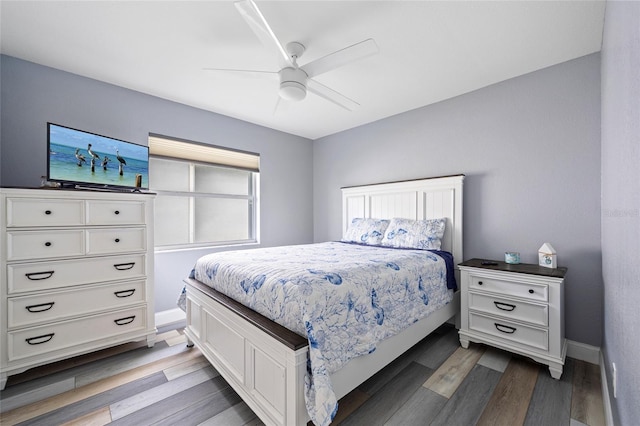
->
xmin=314 ymin=53 xmax=602 ymax=347
xmin=601 ymin=2 xmax=640 ymax=424
xmin=0 ymin=55 xmax=314 ymax=312
xmin=1 ymin=51 xmax=608 ymax=348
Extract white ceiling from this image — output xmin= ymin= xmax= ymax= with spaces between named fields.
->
xmin=1 ymin=1 xmax=605 ymax=140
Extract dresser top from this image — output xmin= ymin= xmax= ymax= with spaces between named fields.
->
xmin=1 ymin=186 xmax=155 ymax=198
xmin=459 ymin=258 xmax=567 ymax=278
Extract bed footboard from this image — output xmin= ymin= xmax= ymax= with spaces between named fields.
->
xmin=184 ymin=278 xmax=309 ymax=426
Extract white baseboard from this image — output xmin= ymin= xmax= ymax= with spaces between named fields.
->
xmin=566 ymin=339 xmax=600 ymax=365
xmin=566 ymin=340 xmax=614 ymax=425
xmin=600 ymin=352 xmax=615 ymax=426
xmin=155 ymin=308 xmax=186 ymax=328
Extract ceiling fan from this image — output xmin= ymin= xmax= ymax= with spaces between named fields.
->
xmin=207 ymin=0 xmax=379 ymax=111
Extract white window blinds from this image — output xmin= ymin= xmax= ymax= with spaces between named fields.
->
xmin=148 ymin=135 xmax=259 ymax=172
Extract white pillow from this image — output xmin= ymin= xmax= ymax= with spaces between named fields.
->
xmin=381 ymin=217 xmax=446 ymax=250
xmin=341 ymin=218 xmax=390 ymax=245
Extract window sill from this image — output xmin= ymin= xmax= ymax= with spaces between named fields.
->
xmin=154 ymin=240 xmax=260 ymax=254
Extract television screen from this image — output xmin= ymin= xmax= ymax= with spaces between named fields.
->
xmin=47 ymin=123 xmax=149 ymax=190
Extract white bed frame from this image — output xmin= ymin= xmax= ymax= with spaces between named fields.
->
xmin=183 ymin=175 xmax=464 ymax=426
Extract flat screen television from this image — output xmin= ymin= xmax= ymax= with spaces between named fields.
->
xmin=47 ymin=123 xmax=149 ymax=191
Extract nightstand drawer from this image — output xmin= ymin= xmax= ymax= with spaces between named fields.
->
xmin=7 ymin=255 xmax=146 ymax=294
xmin=5 ymin=198 xmax=84 ymax=227
xmin=6 ymin=230 xmax=84 ymax=261
xmin=469 ymin=292 xmax=548 ymax=327
xmin=8 ymin=306 xmax=146 ymax=361
xmin=86 ymin=227 xmax=146 ymax=255
xmin=469 ymin=276 xmax=548 ymax=302
xmin=469 ymin=312 xmax=548 ymax=351
xmin=86 ymin=200 xmax=145 ymax=225
xmin=8 ymin=280 xmax=145 ymax=328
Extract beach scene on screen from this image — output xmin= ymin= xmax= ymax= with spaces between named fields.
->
xmin=48 ymin=124 xmax=149 ymax=188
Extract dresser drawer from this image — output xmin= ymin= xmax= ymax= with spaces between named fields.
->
xmin=7 ymin=254 xmax=146 ymax=294
xmin=6 ymin=230 xmax=84 ymax=261
xmin=8 ymin=280 xmax=146 ymax=328
xmin=469 ymin=276 xmax=548 ymax=302
xmin=469 ymin=312 xmax=548 ymax=351
xmin=8 ymin=306 xmax=146 ymax=361
xmin=5 ymin=198 xmax=84 ymax=227
xmin=86 ymin=227 xmax=146 ymax=255
xmin=469 ymin=292 xmax=548 ymax=327
xmin=86 ymin=200 xmax=145 ymax=225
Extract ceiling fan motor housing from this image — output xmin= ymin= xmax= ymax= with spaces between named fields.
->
xmin=279 ymin=67 xmax=307 ymax=101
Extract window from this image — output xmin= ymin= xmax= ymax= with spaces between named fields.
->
xmin=149 ymin=135 xmax=259 ymax=250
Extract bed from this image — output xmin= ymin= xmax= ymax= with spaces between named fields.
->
xmin=181 ymin=175 xmax=464 ymax=426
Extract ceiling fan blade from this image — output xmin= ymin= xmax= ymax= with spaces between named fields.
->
xmin=301 ymin=38 xmax=379 ymax=78
xmin=203 ymin=68 xmax=278 ymax=80
xmin=307 ymin=79 xmax=360 ymax=111
xmin=273 ymin=96 xmax=282 ymax=115
xmin=273 ymin=96 xmax=292 ymax=115
xmin=234 ymin=0 xmax=291 ymax=68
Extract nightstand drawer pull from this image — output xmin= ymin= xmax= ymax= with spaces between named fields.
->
xmin=115 ymin=210 xmax=120 ymax=215
xmin=26 ymin=302 xmax=55 ymax=313
xmin=113 ymin=262 xmax=135 ymax=271
xmin=25 ymin=271 xmax=55 ymax=281
xmin=529 ymin=289 xmax=534 ymax=294
xmin=495 ymin=323 xmax=516 ymax=334
xmin=26 ymin=333 xmax=55 ymax=345
xmin=493 ymin=301 xmax=516 ymax=311
xmin=114 ymin=315 xmax=135 ymax=326
xmin=114 ymin=289 xmax=136 ymax=298
xmin=45 ymin=210 xmax=52 ymax=215
xmin=45 ymin=242 xmax=52 ymax=247
xmin=478 ymin=281 xmax=483 ymax=285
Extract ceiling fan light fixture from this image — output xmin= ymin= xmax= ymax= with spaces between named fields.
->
xmin=278 ymin=67 xmax=307 ymax=101
xmin=279 ymin=81 xmax=307 ymax=101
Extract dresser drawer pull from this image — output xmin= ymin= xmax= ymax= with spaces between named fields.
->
xmin=114 ymin=316 xmax=135 ymax=326
xmin=25 ymin=333 xmax=55 ymax=345
xmin=45 ymin=242 xmax=52 ymax=247
xmin=478 ymin=281 xmax=483 ymax=285
xmin=45 ymin=210 xmax=52 ymax=215
xmin=25 ymin=302 xmax=55 ymax=313
xmin=494 ymin=323 xmax=516 ymax=334
xmin=115 ymin=210 xmax=120 ymax=215
xmin=529 ymin=289 xmax=534 ymax=294
xmin=493 ymin=301 xmax=516 ymax=312
xmin=115 ymin=238 xmax=121 ymax=243
xmin=113 ymin=262 xmax=135 ymax=271
xmin=25 ymin=271 xmax=55 ymax=281
xmin=114 ymin=289 xmax=136 ymax=298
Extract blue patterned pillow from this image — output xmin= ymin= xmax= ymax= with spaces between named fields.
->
xmin=342 ymin=218 xmax=390 ymax=245
xmin=381 ymin=218 xmax=446 ymax=250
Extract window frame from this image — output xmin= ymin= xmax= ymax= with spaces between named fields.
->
xmin=149 ymin=136 xmax=260 ymax=252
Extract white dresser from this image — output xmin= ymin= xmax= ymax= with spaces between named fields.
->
xmin=0 ymin=188 xmax=156 ymax=389
xmin=458 ymin=258 xmax=567 ymax=379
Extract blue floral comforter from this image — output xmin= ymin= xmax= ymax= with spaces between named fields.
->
xmin=181 ymin=241 xmax=455 ymax=426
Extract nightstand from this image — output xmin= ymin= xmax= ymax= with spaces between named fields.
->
xmin=458 ymin=258 xmax=567 ymax=379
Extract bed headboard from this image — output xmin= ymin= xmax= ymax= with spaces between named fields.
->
xmin=341 ymin=175 xmax=464 ymax=265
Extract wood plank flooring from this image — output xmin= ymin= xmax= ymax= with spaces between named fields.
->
xmin=0 ymin=324 xmax=605 ymax=426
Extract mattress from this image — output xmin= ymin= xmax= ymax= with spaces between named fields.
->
xmin=181 ymin=241 xmax=455 ymax=426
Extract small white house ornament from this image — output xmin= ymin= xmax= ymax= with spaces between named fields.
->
xmin=538 ymin=243 xmax=557 ymax=268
